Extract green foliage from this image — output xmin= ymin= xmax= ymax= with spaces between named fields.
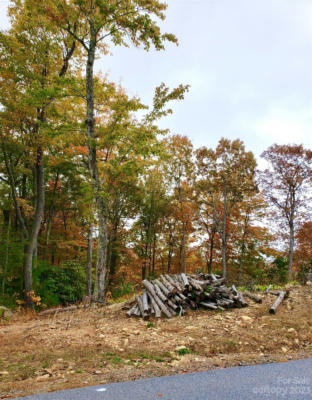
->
xmin=111 ymin=280 xmax=136 ymax=300
xmin=176 ymin=347 xmax=192 ymax=356
xmin=237 ymin=286 xmax=249 ymax=292
xmin=268 ymin=256 xmax=288 ymax=283
xmin=146 ymin=322 xmax=155 ymax=328
xmin=34 ymin=261 xmax=86 ymax=307
xmin=253 ymin=283 xmax=284 ymax=291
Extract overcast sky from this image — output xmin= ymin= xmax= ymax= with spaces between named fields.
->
xmin=1 ymin=0 xmax=312 ymax=161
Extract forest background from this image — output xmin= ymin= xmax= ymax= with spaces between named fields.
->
xmin=1 ymin=0 xmax=312 ymax=310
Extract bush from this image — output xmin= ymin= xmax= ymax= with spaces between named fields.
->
xmin=267 ymin=256 xmax=288 ymax=283
xmin=111 ymin=280 xmax=136 ymax=300
xmin=34 ymin=260 xmax=86 ymax=307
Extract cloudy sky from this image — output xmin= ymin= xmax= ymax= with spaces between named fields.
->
xmin=1 ymin=0 xmax=312 ymax=160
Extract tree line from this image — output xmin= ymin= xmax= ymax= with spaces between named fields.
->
xmin=0 ymin=1 xmax=311 ymax=308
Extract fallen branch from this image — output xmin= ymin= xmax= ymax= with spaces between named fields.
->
xmin=269 ymin=290 xmax=289 ymax=314
xmin=39 ymin=304 xmax=90 ymax=316
xmin=244 ymin=291 xmax=263 ymax=304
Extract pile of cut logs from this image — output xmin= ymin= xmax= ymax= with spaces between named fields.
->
xmin=126 ymin=273 xmax=249 ymax=319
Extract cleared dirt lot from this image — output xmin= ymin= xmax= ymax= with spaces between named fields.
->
xmin=1 ymin=285 xmax=312 ymax=399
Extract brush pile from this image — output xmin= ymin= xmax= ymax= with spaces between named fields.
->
xmin=126 ymin=273 xmax=248 ymax=319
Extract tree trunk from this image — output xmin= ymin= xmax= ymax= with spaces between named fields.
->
xmin=2 ymin=146 xmax=29 ymax=239
xmin=23 ymin=146 xmax=45 ymax=307
xmin=152 ymin=233 xmax=156 ymax=275
xmin=167 ymin=244 xmax=172 ymax=273
xmin=179 ymin=185 xmax=187 ymax=274
xmin=108 ymin=220 xmax=120 ymax=285
xmin=44 ymin=172 xmax=59 ymax=262
xmin=86 ymin=34 xmax=108 ymax=301
xmin=208 ymin=228 xmax=215 ymax=274
xmin=288 ymin=190 xmax=295 ymax=280
xmin=87 ymin=225 xmax=93 ymax=298
xmin=222 ymin=188 xmax=227 ymax=278
xmin=1 ymin=210 xmax=11 ymax=295
xmin=288 ymin=221 xmax=294 ymax=280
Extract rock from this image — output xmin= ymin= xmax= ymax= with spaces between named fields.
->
xmin=0 ymin=371 xmax=9 ymax=376
xmin=36 ymin=374 xmax=50 ymax=382
xmin=241 ymin=315 xmax=252 ymax=322
xmin=0 ymin=306 xmax=13 ymax=319
xmin=175 ymin=345 xmax=188 ymax=351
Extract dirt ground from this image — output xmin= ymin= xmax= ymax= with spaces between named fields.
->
xmin=0 ymin=285 xmax=312 ymax=399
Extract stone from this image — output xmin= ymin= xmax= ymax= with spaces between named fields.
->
xmin=36 ymin=374 xmax=50 ymax=382
xmin=281 ymin=347 xmax=288 ymax=353
xmin=241 ymin=315 xmax=252 ymax=322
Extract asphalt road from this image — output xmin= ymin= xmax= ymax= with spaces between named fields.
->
xmin=17 ymin=358 xmax=312 ymax=400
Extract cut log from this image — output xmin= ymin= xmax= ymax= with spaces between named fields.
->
xmin=39 ymin=304 xmax=90 ymax=316
xmin=142 ymin=292 xmax=149 ymax=313
xmin=133 ymin=305 xmax=141 ymax=317
xmin=146 ymin=289 xmax=172 ymax=318
xmin=213 ymin=278 xmax=226 ymax=287
xmin=128 ymin=273 xmax=254 ymax=319
xmin=165 ymin=274 xmax=182 ymax=291
xmin=147 ymin=292 xmax=161 ymax=318
xmin=160 ymin=275 xmax=177 ymax=295
xmin=189 ymin=278 xmax=203 ymax=291
xmin=136 ymin=295 xmax=148 ymax=319
xmin=237 ymin=292 xmax=248 ymax=307
xmin=200 ymin=302 xmax=218 ymax=310
xmin=167 ymin=299 xmax=178 ymax=311
xmin=154 ymin=279 xmax=171 ymax=297
xmin=153 ymin=282 xmax=168 ymax=303
xmin=142 ymin=280 xmax=157 ymax=296
xmin=181 ymin=273 xmax=190 ymax=289
xmin=244 ymin=291 xmax=263 ymax=304
xmin=269 ymin=290 xmax=288 ymax=314
xmin=231 ymin=285 xmax=239 ymax=297
xmin=126 ymin=304 xmax=137 ymax=317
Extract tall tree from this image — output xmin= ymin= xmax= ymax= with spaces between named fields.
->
xmin=42 ymin=0 xmax=178 ymax=300
xmin=0 ymin=3 xmax=77 ymax=306
xmin=163 ymin=135 xmax=194 ymax=273
xmin=261 ymin=144 xmax=312 ymax=279
xmin=195 ymin=139 xmax=257 ymax=278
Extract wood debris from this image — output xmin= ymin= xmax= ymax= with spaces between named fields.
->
xmin=126 ymin=273 xmax=249 ymax=319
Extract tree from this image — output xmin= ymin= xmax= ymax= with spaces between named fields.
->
xmin=163 ymin=135 xmax=194 ymax=273
xmin=40 ymin=0 xmax=178 ymax=300
xmin=195 ymin=139 xmax=257 ymax=278
xmin=0 ymin=3 xmax=77 ymax=306
xmin=261 ymin=144 xmax=312 ymax=279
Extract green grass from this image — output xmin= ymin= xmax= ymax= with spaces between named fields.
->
xmin=176 ymin=347 xmax=192 ymax=356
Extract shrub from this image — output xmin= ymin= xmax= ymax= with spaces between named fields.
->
xmin=111 ymin=280 xmax=136 ymax=300
xmin=34 ymin=260 xmax=86 ymax=307
xmin=267 ymin=256 xmax=288 ymax=283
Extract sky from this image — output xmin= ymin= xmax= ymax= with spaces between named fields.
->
xmin=1 ymin=0 xmax=312 ymax=162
